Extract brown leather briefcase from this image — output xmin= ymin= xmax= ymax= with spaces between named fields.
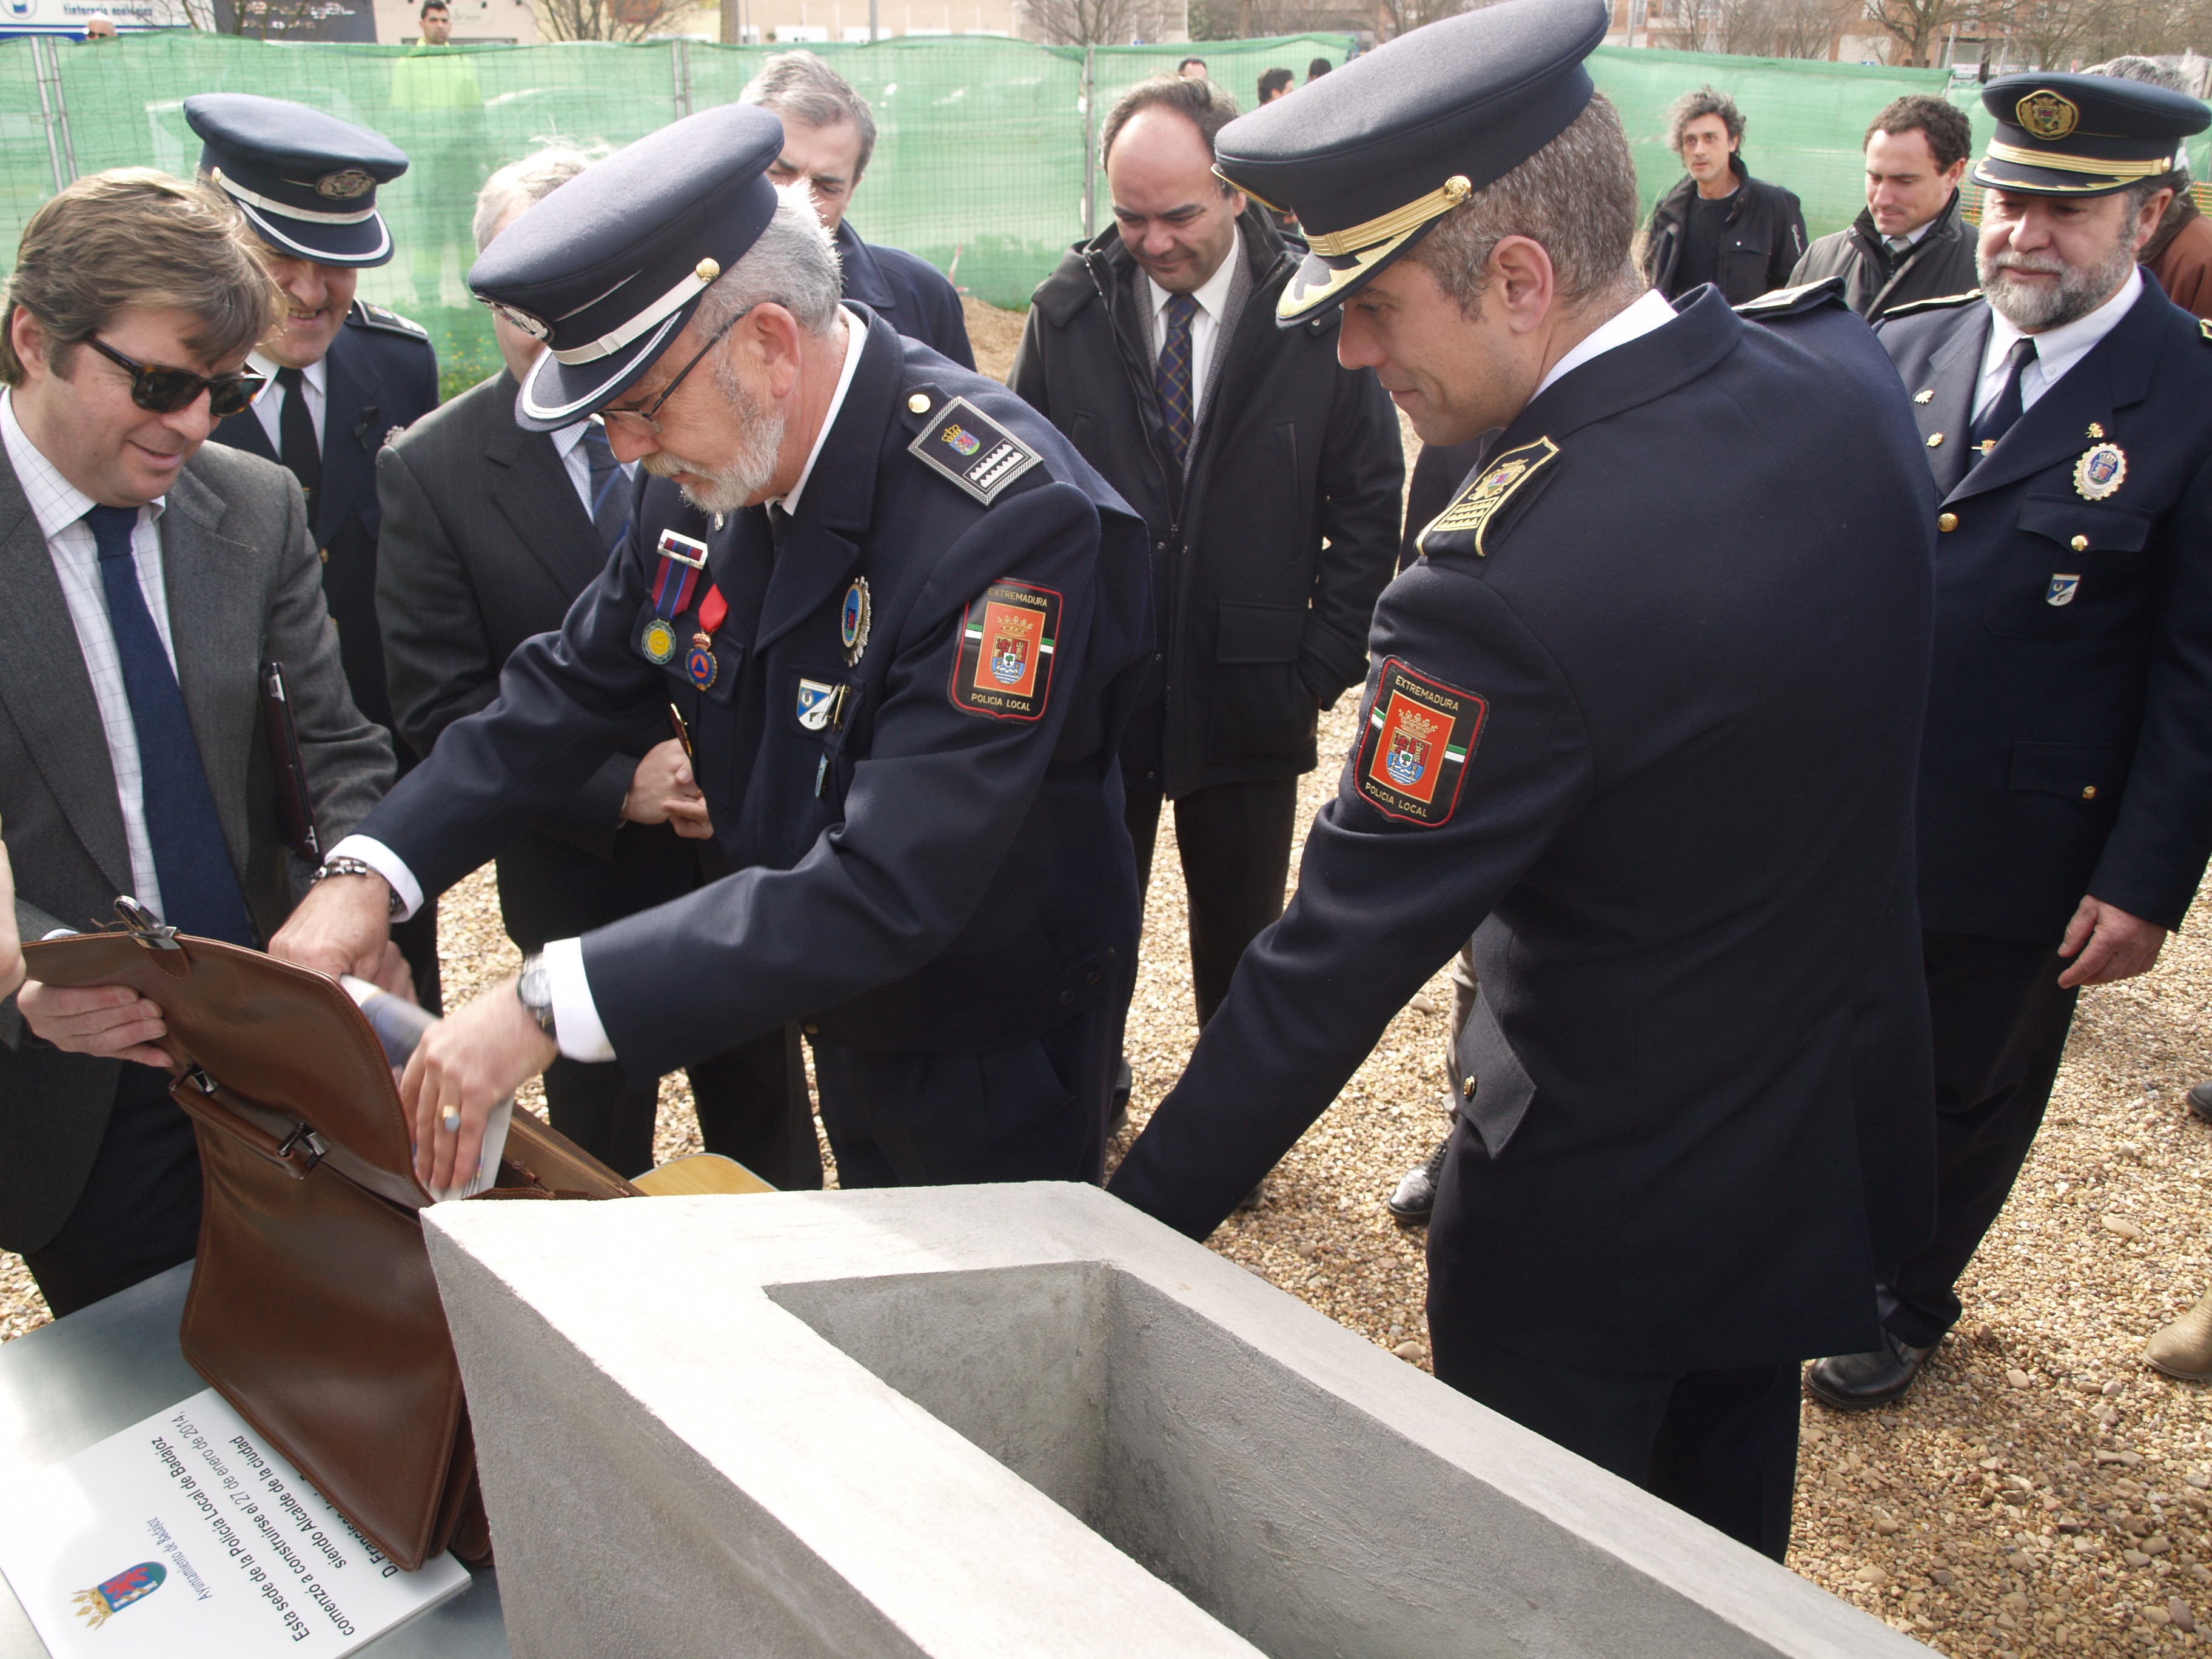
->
xmin=22 ymin=908 xmax=638 ymax=1572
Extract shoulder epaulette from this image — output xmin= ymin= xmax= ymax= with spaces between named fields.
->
xmin=905 ymin=392 xmax=1042 ymax=506
xmin=349 ymin=300 xmax=429 ymax=340
xmin=1734 ymin=276 xmax=1846 ymax=320
xmin=1878 ymin=289 xmax=1984 ymax=320
xmin=2200 ymin=316 xmax=2212 ymax=343
xmin=1416 ymin=437 xmax=1560 ymax=560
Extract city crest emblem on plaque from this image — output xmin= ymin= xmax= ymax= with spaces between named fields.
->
xmin=1355 ymin=659 xmax=1488 ymax=827
xmin=942 ymin=424 xmax=982 ymax=458
xmin=951 ymin=580 xmax=1060 ymax=721
xmin=72 ymin=1562 xmax=165 ymax=1629
xmin=2016 ymin=89 xmax=2080 ymax=139
xmin=2074 ymin=441 xmax=2127 ymax=500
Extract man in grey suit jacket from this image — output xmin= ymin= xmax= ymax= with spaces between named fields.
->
xmin=2 ymin=170 xmax=392 ymax=1318
xmin=372 ymin=149 xmax=818 ymax=1184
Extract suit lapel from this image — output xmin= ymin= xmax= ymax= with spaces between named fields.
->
xmin=211 ymin=402 xmax=278 ymax=466
xmin=1905 ymin=307 xmax=1985 ymax=501
xmin=489 ymin=414 xmax=611 ymax=595
xmin=161 ymin=463 xmax=261 ymax=876
xmin=0 ymin=452 xmax=133 ymax=896
xmin=318 ymin=329 xmax=380 ymax=548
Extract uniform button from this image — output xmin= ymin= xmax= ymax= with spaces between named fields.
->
xmin=1059 ymin=990 xmax=1073 ymax=1005
xmin=1086 ymin=970 xmax=1101 ymax=985
xmin=907 ymin=392 xmax=931 ymax=415
xmin=2082 ymin=786 xmax=2097 ymax=800
xmin=2071 ymin=534 xmax=2089 ymax=552
xmin=1926 ymin=433 xmax=1945 ymax=449
xmin=1461 ymin=1076 xmax=1477 ymax=1099
xmin=1937 ymin=512 xmax=1958 ymax=532
xmin=803 ymin=1021 xmax=819 ymax=1035
xmin=319 ymin=546 xmax=330 ymax=563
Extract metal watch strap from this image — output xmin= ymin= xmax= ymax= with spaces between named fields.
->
xmin=516 ymin=953 xmax=558 ymax=1040
xmin=309 ymin=854 xmax=404 ymax=917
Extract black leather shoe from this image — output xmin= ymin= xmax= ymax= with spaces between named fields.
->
xmin=1108 ymin=1056 xmax=1133 ymax=1138
xmin=2188 ymin=1080 xmax=2212 ymax=1125
xmin=1805 ymin=1329 xmax=1939 ymax=1410
xmin=1387 ymin=1137 xmax=1450 ymax=1225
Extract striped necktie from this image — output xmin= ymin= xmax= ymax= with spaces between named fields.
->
xmin=579 ymin=420 xmax=631 ymax=556
xmin=1156 ymin=292 xmax=1198 ymax=469
xmin=83 ymin=503 xmax=256 ymax=945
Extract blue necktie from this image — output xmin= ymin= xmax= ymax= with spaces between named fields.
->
xmin=580 ymin=420 xmax=631 ymax=556
xmin=84 ymin=504 xmax=256 ymax=946
xmin=1156 ymin=292 xmax=1198 ymax=469
xmin=1969 ymin=337 xmax=2037 ymax=454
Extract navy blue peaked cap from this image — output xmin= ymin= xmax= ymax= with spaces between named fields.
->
xmin=1974 ymin=72 xmax=2208 ymax=198
xmin=1213 ymin=0 xmax=1609 ymax=324
xmin=468 ymin=103 xmax=786 ymax=432
xmin=186 ymin=93 xmax=409 ymax=267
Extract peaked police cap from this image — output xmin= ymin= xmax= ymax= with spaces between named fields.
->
xmin=186 ymin=93 xmax=409 ymax=267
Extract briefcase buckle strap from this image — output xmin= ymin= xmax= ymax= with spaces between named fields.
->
xmin=275 ymin=1119 xmax=329 ymax=1173
xmin=113 ymin=896 xmax=181 ymax=951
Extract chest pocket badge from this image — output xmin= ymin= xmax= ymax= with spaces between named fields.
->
xmin=2048 ymin=574 xmax=2081 ymax=606
xmin=797 ymin=678 xmax=839 ymax=730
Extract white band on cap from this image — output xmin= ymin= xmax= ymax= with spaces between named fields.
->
xmin=520 ymin=313 xmax=683 ymax=424
xmin=210 ymin=167 xmax=380 ymax=225
xmin=231 ymin=195 xmax=391 ymax=266
xmin=548 ymin=266 xmax=716 ymax=366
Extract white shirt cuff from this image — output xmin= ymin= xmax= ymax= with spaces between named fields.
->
xmin=326 ymin=834 xmax=424 ymax=922
xmin=540 ymin=935 xmax=615 ymax=1064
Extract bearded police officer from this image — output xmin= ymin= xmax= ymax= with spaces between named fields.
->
xmin=271 ymin=104 xmax=1151 ymax=1193
xmin=188 ymin=95 xmax=445 ymax=1007
xmin=1107 ymin=0 xmax=1939 ymax=1557
xmin=1808 ymin=75 xmax=2212 ymax=1410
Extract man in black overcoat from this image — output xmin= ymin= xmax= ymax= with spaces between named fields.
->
xmin=1107 ymin=0 xmax=1938 ymax=1560
xmin=1808 ymin=73 xmax=2212 ymax=1410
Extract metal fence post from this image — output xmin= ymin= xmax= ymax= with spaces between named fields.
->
xmin=1080 ymin=43 xmax=1095 ymax=240
xmin=671 ymin=38 xmax=693 ymax=121
xmin=31 ymin=37 xmax=76 ymax=194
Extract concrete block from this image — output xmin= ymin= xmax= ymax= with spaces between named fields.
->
xmin=423 ymin=1184 xmax=1929 ymax=1658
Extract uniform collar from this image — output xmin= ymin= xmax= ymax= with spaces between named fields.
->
xmin=1985 ymin=263 xmax=2142 ymax=392
xmin=833 ymin=220 xmax=894 ymax=309
xmin=0 ymin=386 xmax=167 ymax=542
xmin=776 ymin=304 xmax=867 ymax=521
xmin=1535 ymin=286 xmax=1676 ymax=400
xmin=247 ymin=349 xmax=327 ymax=403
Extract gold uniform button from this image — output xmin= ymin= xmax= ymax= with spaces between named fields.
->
xmin=2071 ymin=534 xmax=2089 ymax=552
xmin=907 ymin=392 xmax=931 ymax=415
xmin=1937 ymin=513 xmax=1958 ymax=532
xmin=1461 ymin=1075 xmax=1477 ymax=1099
xmin=318 ymin=546 xmax=330 ymax=563
xmin=803 ymin=1021 xmax=819 ymax=1035
xmin=1927 ymin=433 xmax=1945 ymax=448
xmin=2082 ymin=786 xmax=2097 ymax=800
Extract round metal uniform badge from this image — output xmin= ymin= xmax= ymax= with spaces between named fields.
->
xmin=640 ymin=616 xmax=679 ymax=665
xmin=685 ymin=643 xmax=718 ymax=689
xmin=840 ymin=577 xmax=872 ymax=666
xmin=2074 ymin=442 xmax=2127 ymax=501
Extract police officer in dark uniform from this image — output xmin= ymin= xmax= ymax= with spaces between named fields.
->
xmin=187 ymin=94 xmax=444 ymax=1007
xmin=1105 ymin=0 xmax=1939 ymax=1558
xmin=270 ymin=104 xmax=1151 ymax=1196
xmin=1807 ymin=75 xmax=2212 ymax=1410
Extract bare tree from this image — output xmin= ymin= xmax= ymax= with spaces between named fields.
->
xmin=1016 ymin=0 xmax=1182 ymax=42
xmin=540 ymin=0 xmax=696 ymax=41
xmin=167 ymin=0 xmax=371 ymax=39
xmin=1866 ymin=0 xmax=1980 ymax=65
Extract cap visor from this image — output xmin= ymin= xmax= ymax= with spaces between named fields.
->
xmin=236 ymin=198 xmax=394 ymax=266
xmin=1971 ymin=156 xmax=2137 ymax=197
xmin=1275 ymin=225 xmax=1426 ymax=326
xmin=514 ymin=312 xmax=685 ymax=433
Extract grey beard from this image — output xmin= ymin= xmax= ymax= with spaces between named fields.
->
xmin=638 ymin=363 xmax=785 ymax=515
xmin=1978 ymin=235 xmax=2137 ymax=332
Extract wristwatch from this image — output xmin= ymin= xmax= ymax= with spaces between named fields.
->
xmin=309 ymin=854 xmax=404 ymax=917
xmin=516 ymin=953 xmax=558 ymax=1042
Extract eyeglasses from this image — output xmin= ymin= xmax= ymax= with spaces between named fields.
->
xmin=600 ymin=306 xmax=752 ymax=438
xmin=82 ymin=335 xmax=266 ymax=419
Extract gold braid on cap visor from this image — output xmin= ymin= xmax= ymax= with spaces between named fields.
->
xmin=1214 ymin=169 xmax=1474 ymax=256
xmin=1981 ymin=141 xmax=2176 ymax=179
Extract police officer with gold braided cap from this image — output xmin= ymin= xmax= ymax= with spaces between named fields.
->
xmin=1106 ymin=0 xmax=1939 ymax=1557
xmin=1807 ymin=74 xmax=2212 ymax=1409
xmin=270 ymin=103 xmax=1152 ymax=1198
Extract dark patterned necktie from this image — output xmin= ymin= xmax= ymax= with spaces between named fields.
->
xmin=1969 ymin=336 xmax=2037 ymax=452
xmin=578 ymin=420 xmax=630 ymax=555
xmin=1156 ymin=292 xmax=1198 ymax=469
xmin=83 ymin=504 xmax=256 ymax=945
xmin=274 ymin=366 xmax=321 ymax=518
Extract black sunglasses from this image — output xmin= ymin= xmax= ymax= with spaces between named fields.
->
xmin=82 ymin=335 xmax=266 ymax=419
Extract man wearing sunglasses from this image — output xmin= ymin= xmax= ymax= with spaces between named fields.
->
xmin=187 ymin=94 xmax=444 ymax=1008
xmin=273 ymin=104 xmax=1151 ymax=1201
xmin=0 ymin=170 xmax=395 ymax=1318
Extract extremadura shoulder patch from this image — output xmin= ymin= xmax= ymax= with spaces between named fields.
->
xmin=950 ymin=579 xmax=1061 ymax=721
xmin=1355 ymin=658 xmax=1487 ymax=826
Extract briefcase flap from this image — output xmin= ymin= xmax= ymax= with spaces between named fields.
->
xmin=21 ymin=925 xmax=430 ymax=1208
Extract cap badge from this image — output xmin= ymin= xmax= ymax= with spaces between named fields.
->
xmin=2074 ymin=441 xmax=2127 ymax=500
xmin=316 ymin=168 xmax=377 ymax=201
xmin=491 ymin=301 xmax=551 ymax=342
xmin=2016 ymin=90 xmax=2080 ymax=140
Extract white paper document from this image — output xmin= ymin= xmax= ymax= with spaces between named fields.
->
xmin=0 ymin=1387 xmax=469 ymax=1656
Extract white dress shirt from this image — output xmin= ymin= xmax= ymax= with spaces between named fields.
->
xmin=331 ymin=306 xmax=871 ymax=1063
xmin=2 ymin=388 xmax=176 ymax=919
xmin=1974 ymin=265 xmax=2142 ymax=422
xmin=1145 ymin=224 xmax=1242 ymax=415
xmin=247 ymin=350 xmax=327 ymax=452
xmin=1535 ymin=287 xmax=1680 ymax=400
xmin=549 ymin=415 xmax=636 ymax=520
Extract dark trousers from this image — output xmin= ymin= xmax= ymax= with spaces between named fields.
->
xmin=1124 ymin=775 xmax=1299 ymax=1028
xmin=1427 ymin=1327 xmax=1803 ymax=1561
xmin=1880 ymin=930 xmax=2077 ymax=1349
xmin=543 ymin=1025 xmax=822 ymax=1189
xmin=810 ymin=998 xmax=1114 ymax=1189
xmin=23 ymin=1065 xmax=201 ymax=1319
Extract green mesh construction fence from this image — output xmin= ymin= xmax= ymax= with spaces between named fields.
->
xmin=1 ymin=32 xmax=2204 ymax=391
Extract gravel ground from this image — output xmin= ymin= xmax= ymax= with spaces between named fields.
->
xmin=4 ymin=299 xmax=2206 ymax=1655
